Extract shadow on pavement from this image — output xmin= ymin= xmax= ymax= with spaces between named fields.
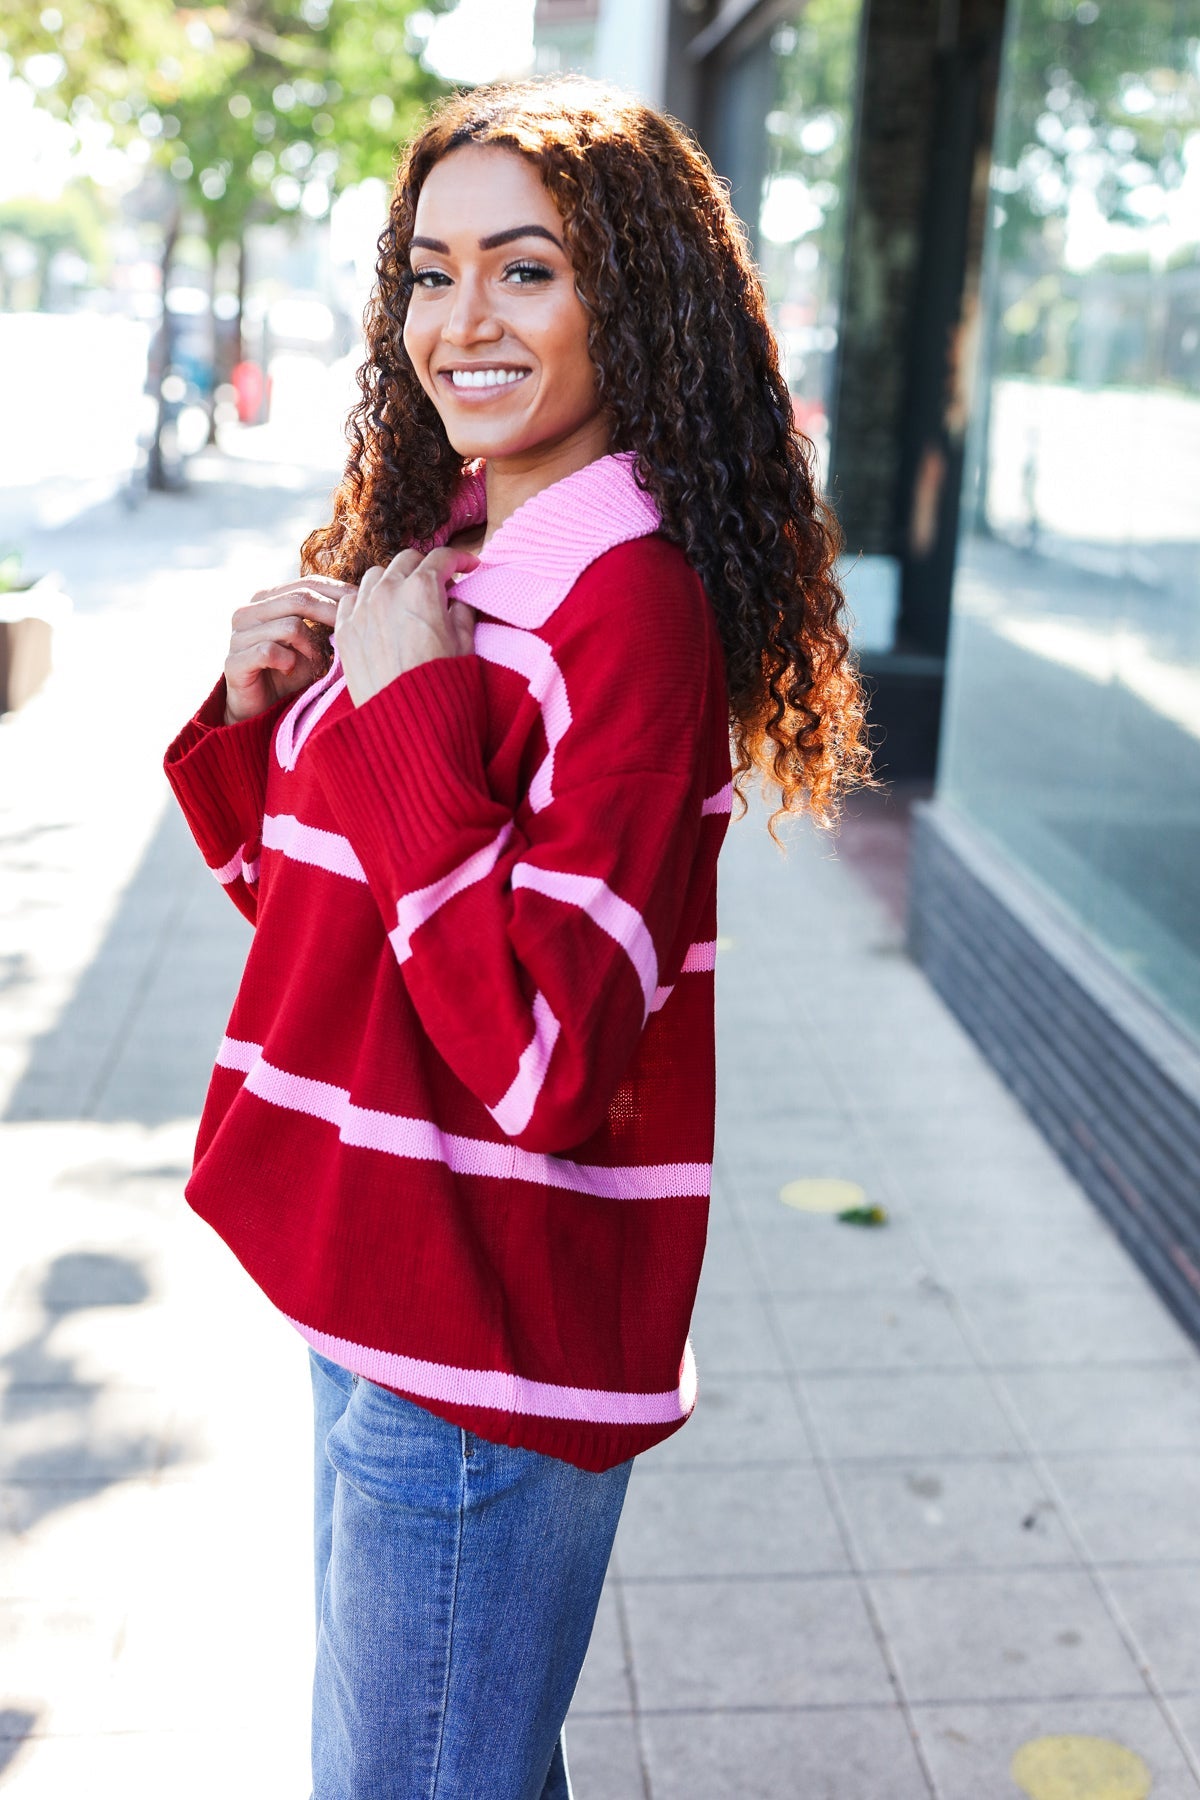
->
xmin=2 ymin=1250 xmax=193 ymax=1533
xmin=3 ymin=802 xmax=248 ymax=1127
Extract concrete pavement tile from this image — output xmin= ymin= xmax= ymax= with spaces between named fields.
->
xmin=867 ymin=1568 xmax=1147 ymax=1703
xmin=772 ymin=1284 xmax=977 ymax=1373
xmin=1000 ymin=1366 xmax=1200 ymax=1454
xmin=832 ymin=1455 xmax=1079 ymax=1572
xmin=802 ymin=1369 xmax=1024 ymax=1461
xmin=1099 ymin=1564 xmax=1200 ymax=1693
xmin=912 ymin=1696 xmax=1200 ymax=1799
xmin=957 ymin=1280 xmax=1196 ymax=1367
xmin=0 ymin=1478 xmax=163 ymax=1599
xmin=639 ymin=1375 xmax=813 ymax=1470
xmin=717 ymin=1136 xmax=873 ymax=1212
xmin=614 ymin=1465 xmax=850 ymax=1580
xmin=1046 ymin=1454 xmax=1200 ymax=1564
xmin=560 ymin=1715 xmax=647 ymax=1799
xmin=621 ymin=1575 xmax=894 ymax=1710
xmin=570 ymin=1581 xmax=633 ymax=1715
xmin=1170 ymin=1695 xmax=1200 ymax=1766
xmin=912 ymin=1211 xmax=1144 ymax=1291
xmin=889 ymin=1156 xmax=1095 ymax=1219
xmin=641 ymin=1706 xmax=932 ymax=1800
xmin=688 ymin=1290 xmax=788 ymax=1376
xmin=859 ymin=1111 xmax=1076 ymax=1168
xmin=693 ymin=1219 xmax=761 ymax=1297
xmin=0 ymin=1725 xmax=311 ymax=1799
xmin=0 ymin=1383 xmax=185 ymax=1482
xmin=743 ymin=1214 xmax=932 ymax=1293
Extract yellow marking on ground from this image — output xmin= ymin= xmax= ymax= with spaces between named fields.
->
xmin=1010 ymin=1734 xmax=1151 ymax=1799
xmin=779 ymin=1178 xmax=866 ymax=1214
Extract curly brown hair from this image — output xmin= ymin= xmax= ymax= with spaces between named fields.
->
xmin=302 ymin=76 xmax=878 ymax=832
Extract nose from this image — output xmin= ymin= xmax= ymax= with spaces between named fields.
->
xmin=441 ymin=270 xmax=504 ymax=348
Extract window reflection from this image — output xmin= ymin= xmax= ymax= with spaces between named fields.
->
xmin=755 ymin=1 xmax=864 ymax=481
xmin=941 ymin=0 xmax=1200 ymax=1037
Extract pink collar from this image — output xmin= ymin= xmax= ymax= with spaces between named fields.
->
xmin=440 ymin=451 xmax=662 ymax=630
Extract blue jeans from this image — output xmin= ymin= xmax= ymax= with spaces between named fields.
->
xmin=309 ymin=1349 xmax=633 ymax=1800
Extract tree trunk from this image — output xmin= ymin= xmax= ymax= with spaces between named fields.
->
xmin=147 ymin=202 xmax=182 ymax=493
xmin=206 ymin=217 xmax=220 ymax=447
xmin=234 ymin=233 xmax=246 ymax=369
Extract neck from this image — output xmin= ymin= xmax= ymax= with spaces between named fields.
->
xmin=481 ymin=414 xmax=611 ymax=544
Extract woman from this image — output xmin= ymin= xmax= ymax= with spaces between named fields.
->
xmin=164 ymin=76 xmax=874 ymax=1800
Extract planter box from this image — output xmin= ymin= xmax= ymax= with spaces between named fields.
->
xmin=0 ymin=573 xmax=69 ymax=714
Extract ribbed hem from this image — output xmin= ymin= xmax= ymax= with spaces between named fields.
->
xmin=163 ymin=677 xmax=289 ymax=862
xmin=309 ymin=654 xmax=498 ymax=866
xmin=367 ymin=1385 xmax=692 ymax=1472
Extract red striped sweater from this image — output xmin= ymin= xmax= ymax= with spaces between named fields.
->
xmin=164 ymin=451 xmax=732 ymax=1471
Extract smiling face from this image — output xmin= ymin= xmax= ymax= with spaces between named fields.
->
xmin=403 ymin=142 xmax=609 ymax=474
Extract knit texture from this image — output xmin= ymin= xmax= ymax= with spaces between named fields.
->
xmin=164 ymin=451 xmax=732 ymax=1471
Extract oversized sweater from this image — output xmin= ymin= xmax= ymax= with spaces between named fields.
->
xmin=164 ymin=451 xmax=733 ymax=1471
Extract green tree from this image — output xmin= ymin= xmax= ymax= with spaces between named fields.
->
xmin=0 ymin=180 xmax=111 ymax=308
xmin=1 ymin=0 xmax=450 ymax=481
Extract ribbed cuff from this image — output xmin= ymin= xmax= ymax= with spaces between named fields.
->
xmin=309 ymin=655 xmax=497 ymax=867
xmin=163 ymin=676 xmax=287 ymax=861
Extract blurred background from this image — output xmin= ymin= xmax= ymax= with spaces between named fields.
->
xmin=3 ymin=1 xmax=1200 ymax=1794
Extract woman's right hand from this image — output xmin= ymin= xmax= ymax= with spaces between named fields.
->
xmin=223 ymin=578 xmax=353 ymax=724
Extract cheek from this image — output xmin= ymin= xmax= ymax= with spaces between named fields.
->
xmin=545 ymin=304 xmax=598 ymax=403
xmin=402 ymin=309 xmax=435 ymax=386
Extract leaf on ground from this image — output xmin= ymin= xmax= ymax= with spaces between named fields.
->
xmin=835 ymin=1203 xmax=889 ymax=1227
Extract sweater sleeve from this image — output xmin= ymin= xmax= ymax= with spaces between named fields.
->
xmin=163 ymin=676 xmax=290 ymax=925
xmin=307 ymin=540 xmax=721 ymax=1154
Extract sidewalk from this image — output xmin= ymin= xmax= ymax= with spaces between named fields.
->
xmin=3 ymin=453 xmax=1200 ymax=1798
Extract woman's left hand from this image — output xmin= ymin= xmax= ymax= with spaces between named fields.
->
xmin=336 ymin=546 xmax=481 ymax=707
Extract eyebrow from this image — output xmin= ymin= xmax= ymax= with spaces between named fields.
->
xmin=410 ymin=224 xmax=564 ymax=254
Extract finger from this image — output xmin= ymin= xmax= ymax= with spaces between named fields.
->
xmin=249 ymin=577 xmax=350 ymax=606
xmin=448 ymin=600 xmax=476 ymax=655
xmin=226 ymin=640 xmax=300 ymax=678
xmin=417 ymin=547 xmax=482 ymax=583
xmin=233 ymin=590 xmax=341 ymax=632
xmin=356 ymin=565 xmax=386 ymax=606
xmin=281 ymin=575 xmax=356 ymax=596
xmin=384 ymin=549 xmax=424 ymax=579
xmin=229 ymin=617 xmax=327 ymax=661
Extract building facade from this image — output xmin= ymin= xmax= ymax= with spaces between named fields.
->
xmin=535 ymin=0 xmax=1200 ymax=1344
xmin=909 ymin=0 xmax=1200 ymax=1338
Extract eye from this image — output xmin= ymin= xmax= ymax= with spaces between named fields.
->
xmin=411 ymin=267 xmax=451 ymax=289
xmin=504 ymin=260 xmax=553 ymax=286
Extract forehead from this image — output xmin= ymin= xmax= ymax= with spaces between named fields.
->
xmin=413 ymin=143 xmax=563 ymax=240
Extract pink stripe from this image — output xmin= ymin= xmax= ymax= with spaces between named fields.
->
xmin=218 ymin=1034 xmax=260 ymax=1072
xmin=474 ymin=625 xmax=570 ymax=814
xmin=681 ymin=939 xmax=717 ymax=973
xmin=389 ymin=822 xmax=514 ymax=964
xmin=487 ymin=991 xmax=561 ymax=1135
xmin=701 ymin=782 xmax=733 ymax=816
xmin=649 ymin=939 xmax=718 ymax=1013
xmin=214 ymin=1039 xmax=710 ymax=1199
xmin=211 ymin=843 xmax=259 ymax=887
xmin=291 ymin=1317 xmax=697 ymax=1427
xmin=262 ymin=812 xmax=366 ymax=883
xmin=512 ymin=864 xmax=658 ymax=1019
xmin=275 ymin=659 xmax=347 ymax=772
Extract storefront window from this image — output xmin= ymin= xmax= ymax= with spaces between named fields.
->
xmin=709 ymin=0 xmax=863 ymax=480
xmin=939 ymin=0 xmax=1200 ymax=1036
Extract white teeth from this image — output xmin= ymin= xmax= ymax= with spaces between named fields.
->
xmin=448 ymin=368 xmax=527 ymax=389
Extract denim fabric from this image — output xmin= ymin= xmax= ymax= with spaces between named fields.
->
xmin=309 ymin=1349 xmax=633 ymax=1800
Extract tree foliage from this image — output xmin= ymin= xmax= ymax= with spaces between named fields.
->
xmin=1 ymin=0 xmax=451 ymax=235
